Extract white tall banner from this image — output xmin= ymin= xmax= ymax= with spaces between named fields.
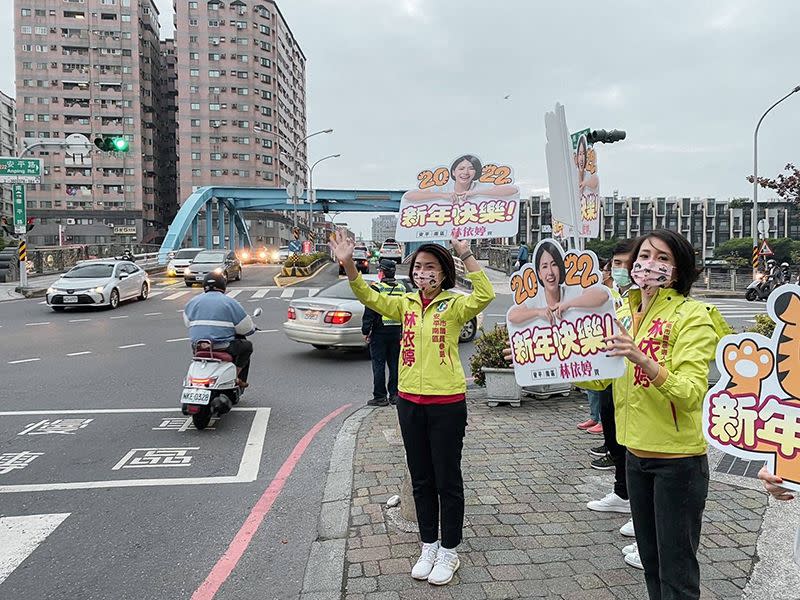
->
xmin=544 ymin=104 xmax=580 ymax=247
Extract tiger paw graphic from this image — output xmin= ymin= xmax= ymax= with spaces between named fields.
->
xmin=773 ymin=290 xmax=800 ymax=399
xmin=723 ymin=339 xmax=773 ymax=398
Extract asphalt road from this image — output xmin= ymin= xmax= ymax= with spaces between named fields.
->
xmin=0 ymin=261 xmax=761 ymax=600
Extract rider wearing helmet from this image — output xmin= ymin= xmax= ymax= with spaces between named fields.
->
xmin=183 ymin=271 xmax=254 ymax=387
xmin=780 ymin=262 xmax=791 ymax=285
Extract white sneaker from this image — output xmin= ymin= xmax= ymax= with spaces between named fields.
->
xmin=411 ymin=541 xmax=439 ymax=580
xmin=427 ymin=546 xmax=460 ymax=586
xmin=586 ymin=492 xmax=631 ymax=514
xmin=624 ymin=550 xmax=644 ymax=570
xmin=622 ymin=542 xmax=638 ymax=556
xmin=620 ymin=518 xmax=635 ymax=537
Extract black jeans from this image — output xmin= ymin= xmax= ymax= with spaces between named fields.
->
xmin=626 ymin=452 xmax=709 ymax=600
xmin=369 ymin=328 xmax=401 ymax=400
xmin=396 ymin=397 xmax=467 ymax=549
xmin=599 ymin=387 xmax=627 ymax=499
xmin=225 ymin=339 xmax=253 ymax=383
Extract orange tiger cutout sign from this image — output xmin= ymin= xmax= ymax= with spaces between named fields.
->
xmin=703 ymin=284 xmax=800 ymax=492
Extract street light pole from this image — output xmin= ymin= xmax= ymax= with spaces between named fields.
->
xmin=290 ymin=128 xmax=333 ymax=228
xmin=308 ymin=153 xmax=341 ymax=248
xmin=751 ymin=85 xmax=800 ymax=277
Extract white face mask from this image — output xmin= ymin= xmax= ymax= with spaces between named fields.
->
xmin=414 ymin=269 xmax=442 ymax=292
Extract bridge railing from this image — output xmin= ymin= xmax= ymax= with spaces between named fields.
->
xmin=25 ymin=244 xmax=163 ymax=278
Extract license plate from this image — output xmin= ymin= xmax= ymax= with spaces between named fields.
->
xmin=63 ymin=296 xmax=78 ymax=304
xmin=181 ymin=388 xmax=211 ymax=405
xmin=302 ymin=310 xmax=320 ymax=320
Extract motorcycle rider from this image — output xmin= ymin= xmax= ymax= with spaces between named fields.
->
xmin=183 ymin=272 xmax=254 ymax=388
xmin=362 ymin=259 xmax=404 ymax=406
xmin=780 ymin=262 xmax=791 ymax=285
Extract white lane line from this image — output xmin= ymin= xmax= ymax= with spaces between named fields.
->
xmin=68 ymin=318 xmax=91 ymax=323
xmin=109 ymin=316 xmax=128 ymax=320
xmin=487 ymin=313 xmax=507 ymax=317
xmin=226 ymin=290 xmax=242 ymax=298
xmin=166 ymin=337 xmax=190 ymax=343
xmin=144 ymin=312 xmax=162 ymax=316
xmin=257 ymin=329 xmax=279 ymax=333
xmin=118 ymin=343 xmax=145 ymax=349
xmin=177 ymin=309 xmax=184 ymax=313
xmin=251 ymin=288 xmax=270 ymax=298
xmin=8 ymin=358 xmax=41 ymax=364
xmin=67 ymin=351 xmax=92 ymax=357
xmin=308 ymin=288 xmax=320 ymax=297
xmin=0 ymin=513 xmax=71 ymax=584
xmin=163 ymin=291 xmax=190 ymax=300
xmin=25 ymin=322 xmax=50 ymax=327
xmin=148 ymin=291 xmax=165 ymax=297
xmin=38 ymin=301 xmax=47 ymax=305
xmin=280 ymin=288 xmax=294 ymax=298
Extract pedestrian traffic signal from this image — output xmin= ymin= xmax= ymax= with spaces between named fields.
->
xmin=93 ymin=135 xmax=130 ymax=152
xmin=586 ymin=129 xmax=626 ymax=145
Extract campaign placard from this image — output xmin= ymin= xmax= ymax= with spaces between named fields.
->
xmin=395 ymin=154 xmax=520 ymax=242
xmin=573 ymin=133 xmax=600 ymax=238
xmin=506 ymin=238 xmax=624 ymax=386
xmin=703 ymin=285 xmax=800 ymax=492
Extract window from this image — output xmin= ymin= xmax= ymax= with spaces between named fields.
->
xmin=238 ymin=87 xmax=249 ymax=96
xmin=191 ymin=135 xmax=201 ymax=143
xmin=189 ymin=52 xmax=199 ymax=60
xmin=208 ymin=53 xmax=221 ymax=61
xmin=259 ymin=25 xmax=270 ymax=35
xmin=35 ymin=26 xmax=48 ymax=35
xmin=190 ymin=68 xmax=199 ymax=77
xmin=21 ymin=8 xmax=31 ymax=16
xmin=121 ymin=15 xmax=130 ymax=22
xmin=38 ymin=114 xmax=50 ymax=122
xmin=209 ymin=103 xmax=220 ymax=111
xmin=192 ymin=169 xmax=201 ymax=176
xmin=208 ymin=70 xmax=221 ymax=78
xmin=190 ymin=119 xmax=200 ymax=127
xmin=188 ymin=1 xmax=198 ymax=7
xmin=191 ymin=152 xmax=200 ymax=160
xmin=210 ymin=153 xmax=222 ymax=161
xmin=190 ymin=85 xmax=199 ymax=94
xmin=239 ymin=154 xmax=250 ymax=161
xmin=189 ymin=18 xmax=198 ymax=26
xmin=208 ymin=20 xmax=219 ymax=27
xmin=21 ymin=26 xmax=32 ymax=34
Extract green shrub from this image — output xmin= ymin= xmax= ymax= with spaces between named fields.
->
xmin=284 ymin=252 xmax=329 ymax=268
xmin=469 ymin=324 xmax=511 ymax=387
xmin=748 ymin=314 xmax=775 ymax=338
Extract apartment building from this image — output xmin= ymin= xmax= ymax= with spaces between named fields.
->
xmin=520 ymin=195 xmax=800 ymax=260
xmin=371 ymin=214 xmax=397 ymax=244
xmin=176 ymin=0 xmax=307 ymax=199
xmin=14 ymin=0 xmax=175 ymax=246
xmin=0 ymin=91 xmax=16 ymax=220
xmin=157 ymin=38 xmax=179 ymax=232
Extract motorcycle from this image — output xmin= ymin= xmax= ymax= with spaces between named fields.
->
xmin=180 ymin=308 xmax=261 ymax=429
xmin=745 ymin=272 xmax=777 ymax=301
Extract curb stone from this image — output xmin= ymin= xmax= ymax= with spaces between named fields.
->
xmin=300 ymin=406 xmax=374 ymax=599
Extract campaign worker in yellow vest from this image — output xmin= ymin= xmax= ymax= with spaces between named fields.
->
xmin=362 ymin=259 xmax=405 ymax=407
xmin=330 ymin=229 xmax=495 ymax=586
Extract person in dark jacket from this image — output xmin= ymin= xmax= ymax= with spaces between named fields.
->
xmin=363 ymin=259 xmax=405 ymax=406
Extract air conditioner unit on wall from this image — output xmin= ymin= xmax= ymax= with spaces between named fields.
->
xmin=67 ymin=218 xmax=76 ymax=225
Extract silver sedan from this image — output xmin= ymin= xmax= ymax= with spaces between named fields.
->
xmin=283 ymin=275 xmax=483 ymax=350
xmin=46 ymin=260 xmax=150 ymax=311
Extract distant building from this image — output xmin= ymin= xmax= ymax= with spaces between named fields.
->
xmin=0 ymin=90 xmax=16 ymax=220
xmin=371 ymin=214 xmax=397 ymax=243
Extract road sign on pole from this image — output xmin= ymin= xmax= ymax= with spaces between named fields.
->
xmin=759 ymin=240 xmax=774 ymax=256
xmin=0 ymin=158 xmax=42 ymax=184
xmin=757 ymin=219 xmax=769 ymax=237
xmin=288 ymin=240 xmax=302 ymax=254
xmin=12 ymin=184 xmax=26 ymax=234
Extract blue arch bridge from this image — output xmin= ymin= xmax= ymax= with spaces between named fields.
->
xmin=157 ymin=187 xmax=406 ymax=264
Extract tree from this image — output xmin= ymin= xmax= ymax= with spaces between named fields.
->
xmin=714 ymin=237 xmax=754 ymax=261
xmin=714 ymin=236 xmax=800 ymax=265
xmin=585 ymin=237 xmax=620 ymax=261
xmin=747 ymin=163 xmax=800 ymax=204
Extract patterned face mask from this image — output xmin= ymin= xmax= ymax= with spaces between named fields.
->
xmin=414 ymin=270 xmax=442 ymax=292
xmin=631 ymin=259 xmax=673 ymax=291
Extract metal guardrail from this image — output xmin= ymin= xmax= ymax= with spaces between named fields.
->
xmin=487 ymin=245 xmax=516 ymax=275
xmin=25 ymin=245 xmax=164 ymax=279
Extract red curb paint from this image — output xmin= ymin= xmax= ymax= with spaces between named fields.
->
xmin=191 ymin=403 xmax=353 ymax=600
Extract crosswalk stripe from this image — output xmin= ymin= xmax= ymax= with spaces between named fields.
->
xmin=149 ymin=290 xmax=165 ymax=297
xmin=281 ymin=288 xmax=295 ymax=298
xmin=0 ymin=513 xmax=70 ymax=584
xmin=308 ymin=288 xmax=320 ymax=297
xmin=251 ymin=288 xmax=270 ymax=298
xmin=163 ymin=291 xmax=191 ymax=301
xmin=226 ymin=290 xmax=242 ymax=298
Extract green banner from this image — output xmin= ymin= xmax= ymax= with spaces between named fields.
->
xmin=12 ymin=184 xmax=25 ymax=233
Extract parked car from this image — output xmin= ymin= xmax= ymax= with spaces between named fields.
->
xmin=339 ymin=245 xmax=370 ymax=275
xmin=166 ymin=247 xmax=204 ymax=277
xmin=277 ymin=246 xmax=290 ymax=263
xmin=183 ymin=249 xmax=242 ymax=287
xmin=283 ymin=275 xmax=482 ymax=350
xmin=379 ymin=239 xmax=403 ymax=263
xmin=46 ymin=260 xmax=150 ymax=311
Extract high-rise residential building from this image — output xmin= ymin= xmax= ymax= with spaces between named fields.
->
xmin=175 ymin=0 xmax=307 ymax=201
xmin=371 ymin=214 xmax=397 ymax=243
xmin=13 ymin=0 xmax=176 ymax=246
xmin=0 ymin=90 xmax=16 ymax=220
xmin=158 ymin=38 xmax=179 ymax=232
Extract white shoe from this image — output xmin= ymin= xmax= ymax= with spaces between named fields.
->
xmin=622 ymin=542 xmax=638 ymax=556
xmin=624 ymin=550 xmax=644 ymax=570
xmin=587 ymin=492 xmax=631 ymax=514
xmin=427 ymin=547 xmax=460 ymax=585
xmin=620 ymin=518 xmax=635 ymax=537
xmin=411 ymin=541 xmax=439 ymax=580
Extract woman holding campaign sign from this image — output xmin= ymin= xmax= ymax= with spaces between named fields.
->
xmin=330 ymin=228 xmax=494 ymax=586
xmin=580 ymin=229 xmax=729 ymax=600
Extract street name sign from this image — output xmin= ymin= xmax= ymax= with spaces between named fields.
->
xmin=0 ymin=158 xmax=42 ymax=184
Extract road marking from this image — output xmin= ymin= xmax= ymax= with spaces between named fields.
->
xmin=280 ymin=288 xmax=294 ymax=298
xmin=0 ymin=513 xmax=71 ymax=584
xmin=148 ymin=291 xmax=164 ymax=297
xmin=226 ymin=290 xmax=242 ymax=298
xmin=25 ymin=322 xmax=50 ymax=327
xmin=118 ymin=343 xmax=145 ymax=349
xmin=0 ymin=408 xmax=270 ymax=493
xmin=251 ymin=288 xmax=270 ymax=298
xmin=110 ymin=315 xmax=129 ymax=320
xmin=68 ymin=318 xmax=91 ymax=323
xmin=487 ymin=313 xmax=507 ymax=317
xmin=66 ymin=351 xmax=92 ymax=357
xmin=308 ymin=288 xmax=320 ymax=297
xmin=163 ymin=291 xmax=190 ymax=300
xmin=8 ymin=358 xmax=41 ymax=365
xmin=191 ymin=404 xmax=350 ymax=600
xmin=257 ymin=329 xmax=279 ymax=333
xmin=166 ymin=337 xmax=190 ymax=343
xmin=144 ymin=312 xmax=162 ymax=316
xmin=112 ymin=447 xmax=200 ymax=471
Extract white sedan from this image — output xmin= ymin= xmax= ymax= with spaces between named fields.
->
xmin=46 ymin=260 xmax=150 ymax=311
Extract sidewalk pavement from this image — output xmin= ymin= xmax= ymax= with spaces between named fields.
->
xmin=321 ymin=390 xmax=799 ymax=600
xmin=0 ymin=272 xmax=62 ymax=302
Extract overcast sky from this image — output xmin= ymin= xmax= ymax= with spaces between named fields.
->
xmin=2 ymin=0 xmax=798 ymax=238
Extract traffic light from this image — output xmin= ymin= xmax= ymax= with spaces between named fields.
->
xmin=586 ymin=129 xmax=626 ymax=145
xmin=93 ymin=135 xmax=130 ymax=152
xmin=1 ymin=216 xmax=13 ymax=237
xmin=26 ymin=217 xmax=35 ymax=232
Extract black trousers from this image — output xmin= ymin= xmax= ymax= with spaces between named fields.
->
xmin=396 ymin=397 xmax=467 ymax=549
xmin=599 ymin=387 xmax=628 ymax=499
xmin=225 ymin=339 xmax=253 ymax=383
xmin=369 ymin=328 xmax=401 ymax=400
xmin=626 ymin=452 xmax=709 ymax=600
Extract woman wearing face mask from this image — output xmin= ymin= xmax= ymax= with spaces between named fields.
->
xmin=580 ymin=230 xmax=728 ymax=600
xmin=329 ymin=229 xmax=495 ymax=587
